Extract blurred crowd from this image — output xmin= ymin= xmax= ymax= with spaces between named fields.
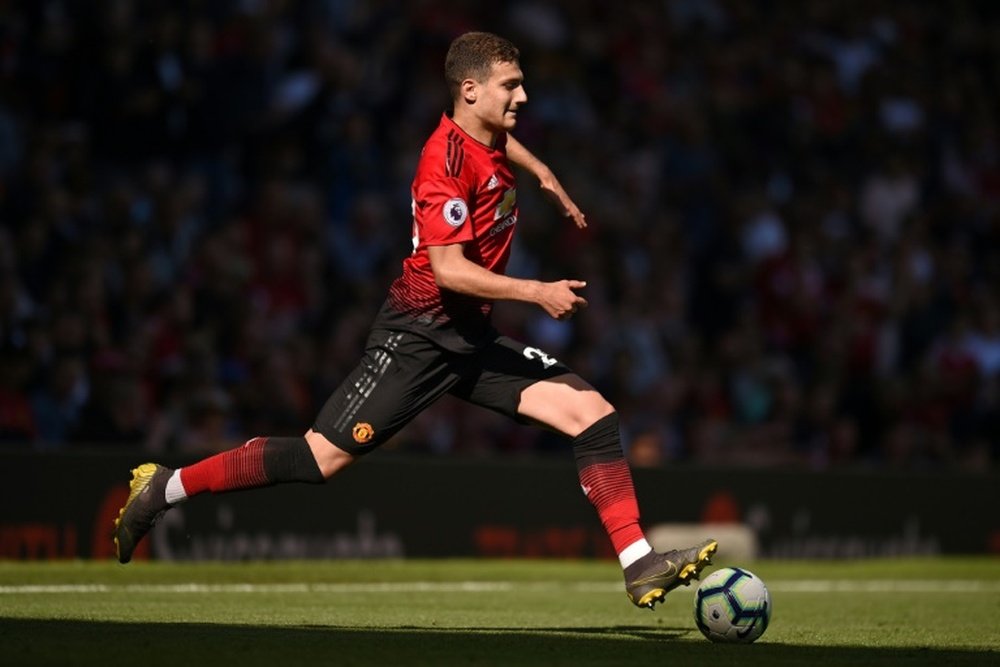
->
xmin=0 ymin=0 xmax=998 ymax=470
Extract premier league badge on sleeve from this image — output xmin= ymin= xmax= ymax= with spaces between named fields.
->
xmin=443 ymin=198 xmax=469 ymax=227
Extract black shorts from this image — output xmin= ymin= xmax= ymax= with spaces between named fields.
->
xmin=312 ymin=328 xmax=572 ymax=454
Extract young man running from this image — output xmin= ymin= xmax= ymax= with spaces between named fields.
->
xmin=114 ymin=31 xmax=716 ymax=609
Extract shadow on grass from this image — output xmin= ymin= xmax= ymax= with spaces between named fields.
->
xmin=1 ymin=618 xmax=996 ymax=667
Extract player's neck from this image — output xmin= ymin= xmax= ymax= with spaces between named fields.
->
xmin=450 ymin=109 xmax=499 ymax=148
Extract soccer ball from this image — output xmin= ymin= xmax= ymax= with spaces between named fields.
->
xmin=694 ymin=567 xmax=771 ymax=643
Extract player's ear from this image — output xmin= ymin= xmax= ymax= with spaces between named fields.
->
xmin=460 ymin=78 xmax=477 ymax=105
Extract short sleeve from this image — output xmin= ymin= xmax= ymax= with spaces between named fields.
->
xmin=414 ymin=177 xmax=475 ymax=247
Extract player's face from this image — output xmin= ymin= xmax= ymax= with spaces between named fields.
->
xmin=476 ymin=60 xmax=527 ymax=133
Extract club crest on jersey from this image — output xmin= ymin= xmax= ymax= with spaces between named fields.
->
xmin=494 ymin=187 xmax=517 ymax=221
xmin=443 ymin=198 xmax=469 ymax=227
xmin=352 ymin=422 xmax=375 ymax=444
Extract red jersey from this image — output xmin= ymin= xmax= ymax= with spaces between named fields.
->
xmin=380 ymin=114 xmax=519 ymax=351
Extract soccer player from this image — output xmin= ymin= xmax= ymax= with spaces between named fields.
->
xmin=113 ymin=31 xmax=716 ymax=609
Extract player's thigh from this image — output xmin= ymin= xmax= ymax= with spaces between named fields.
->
xmin=518 ymin=373 xmax=614 ymax=437
xmin=313 ymin=330 xmax=459 ymax=454
xmin=451 ymin=336 xmax=611 ymax=436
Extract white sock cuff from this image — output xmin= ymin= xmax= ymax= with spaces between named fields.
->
xmin=164 ymin=469 xmax=188 ymax=505
xmin=618 ymin=538 xmax=653 ymax=569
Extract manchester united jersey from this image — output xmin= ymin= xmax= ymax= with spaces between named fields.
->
xmin=380 ymin=113 xmax=519 ymax=351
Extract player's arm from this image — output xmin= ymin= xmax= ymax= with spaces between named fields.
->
xmin=428 ymin=243 xmax=587 ymax=320
xmin=506 ymin=134 xmax=587 ymax=229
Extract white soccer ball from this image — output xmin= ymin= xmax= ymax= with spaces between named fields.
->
xmin=693 ymin=567 xmax=772 ymax=643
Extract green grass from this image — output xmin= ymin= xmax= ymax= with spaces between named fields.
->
xmin=1 ymin=558 xmax=998 ymax=666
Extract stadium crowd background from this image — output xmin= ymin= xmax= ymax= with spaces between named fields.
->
xmin=0 ymin=0 xmax=997 ymax=471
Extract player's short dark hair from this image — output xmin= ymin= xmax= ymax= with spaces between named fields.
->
xmin=445 ymin=32 xmax=520 ymax=99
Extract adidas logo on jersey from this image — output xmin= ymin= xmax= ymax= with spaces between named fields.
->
xmin=487 ymin=174 xmax=499 ymax=190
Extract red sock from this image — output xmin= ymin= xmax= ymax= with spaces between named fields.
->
xmin=578 ymin=459 xmax=645 ymax=554
xmin=179 ymin=437 xmax=270 ymax=497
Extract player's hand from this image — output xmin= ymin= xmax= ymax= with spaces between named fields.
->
xmin=539 ymin=175 xmax=587 ymax=229
xmin=537 ymin=280 xmax=588 ymax=320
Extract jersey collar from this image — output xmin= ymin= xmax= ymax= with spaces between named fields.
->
xmin=441 ymin=112 xmax=507 ymax=153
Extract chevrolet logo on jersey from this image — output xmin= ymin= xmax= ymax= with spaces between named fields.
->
xmin=494 ymin=187 xmax=517 ymax=220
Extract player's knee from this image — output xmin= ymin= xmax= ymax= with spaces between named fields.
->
xmin=566 ymin=389 xmax=616 ymax=438
xmin=567 ymin=394 xmax=615 ymax=437
xmin=304 ymin=429 xmax=358 ymax=479
xmin=585 ymin=396 xmax=615 ymax=427
xmin=571 ymin=410 xmax=622 ymax=463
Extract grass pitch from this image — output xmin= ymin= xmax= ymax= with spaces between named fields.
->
xmin=1 ymin=558 xmax=998 ymax=666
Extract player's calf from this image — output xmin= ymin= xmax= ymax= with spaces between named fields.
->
xmin=114 ymin=436 xmax=326 ymax=563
